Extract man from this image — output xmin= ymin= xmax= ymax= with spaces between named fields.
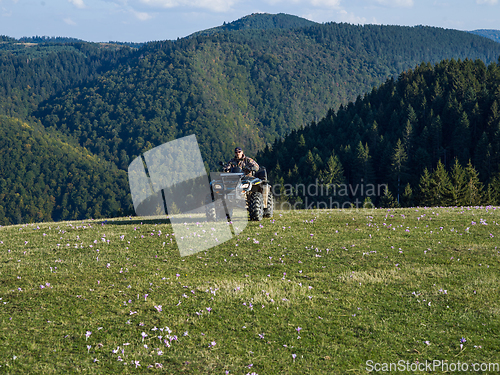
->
xmin=226 ymin=147 xmax=259 ymax=176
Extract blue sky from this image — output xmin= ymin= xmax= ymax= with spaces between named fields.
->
xmin=1 ymin=0 xmax=498 ymax=43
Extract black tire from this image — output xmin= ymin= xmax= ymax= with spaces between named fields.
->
xmin=248 ymin=191 xmax=264 ymax=221
xmin=263 ymin=191 xmax=274 ymax=218
xmin=205 ymin=193 xmax=217 ymax=222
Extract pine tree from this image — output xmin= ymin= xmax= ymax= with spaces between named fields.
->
xmin=430 ymin=115 xmax=443 ymax=164
xmin=305 ymin=149 xmax=317 ymax=176
xmin=355 ymin=141 xmax=374 ymax=189
xmin=486 ymin=173 xmax=500 ymax=205
xmin=474 ymin=132 xmax=493 ymax=181
xmin=431 ymin=160 xmax=453 ymax=206
xmin=319 ymin=151 xmax=345 ymax=188
xmin=401 ymin=183 xmax=414 ymax=207
xmin=452 ymin=111 xmax=471 ymax=166
xmin=298 ymin=134 xmax=306 ymax=148
xmin=391 ymin=138 xmax=408 ymax=203
xmin=449 ymin=158 xmax=467 ymax=206
xmin=378 ymin=186 xmax=399 ymax=208
xmin=464 ymin=160 xmax=484 ymax=206
xmin=418 ymin=167 xmax=433 ymax=206
xmin=274 ymin=176 xmax=287 ymax=203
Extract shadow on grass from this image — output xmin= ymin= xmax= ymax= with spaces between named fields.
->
xmin=99 ymin=214 xmax=230 ymax=226
xmin=97 ymin=216 xmax=171 ymax=226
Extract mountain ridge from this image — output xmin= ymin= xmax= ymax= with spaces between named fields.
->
xmin=469 ymin=29 xmax=500 ymax=43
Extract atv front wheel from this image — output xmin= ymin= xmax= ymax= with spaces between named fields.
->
xmin=205 ymin=193 xmax=217 ymax=222
xmin=248 ymin=192 xmax=264 ymax=221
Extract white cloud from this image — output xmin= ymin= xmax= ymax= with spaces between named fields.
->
xmin=476 ymin=0 xmax=498 ymax=4
xmin=138 ymin=0 xmax=238 ymax=12
xmin=64 ymin=17 xmax=77 ymax=25
xmin=68 ymin=0 xmax=86 ymax=9
xmin=374 ymin=0 xmax=414 ymax=7
xmin=132 ymin=9 xmax=153 ymax=20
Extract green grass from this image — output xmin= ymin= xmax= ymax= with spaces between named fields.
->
xmin=1 ymin=207 xmax=499 ymax=374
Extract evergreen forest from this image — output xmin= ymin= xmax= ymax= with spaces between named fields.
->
xmin=1 ymin=13 xmax=500 ymax=224
xmin=258 ymin=58 xmax=500 ymax=209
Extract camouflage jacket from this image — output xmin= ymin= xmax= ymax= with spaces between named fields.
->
xmin=226 ymin=155 xmax=259 ymax=174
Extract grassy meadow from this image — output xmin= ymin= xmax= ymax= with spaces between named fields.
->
xmin=0 ymin=207 xmax=499 ymax=374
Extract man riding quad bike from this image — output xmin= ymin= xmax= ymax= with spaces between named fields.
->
xmin=205 ymin=147 xmax=274 ymax=221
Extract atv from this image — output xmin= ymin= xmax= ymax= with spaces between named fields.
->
xmin=205 ymin=162 xmax=274 ymax=222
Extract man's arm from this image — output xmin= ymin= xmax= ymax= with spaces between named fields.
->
xmin=245 ymin=157 xmax=259 ymax=172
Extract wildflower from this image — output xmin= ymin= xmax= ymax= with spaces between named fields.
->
xmin=85 ymin=331 xmax=92 ymax=340
xmin=460 ymin=337 xmax=466 ymax=350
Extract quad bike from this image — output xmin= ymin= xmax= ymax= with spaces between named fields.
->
xmin=205 ymin=162 xmax=274 ymax=222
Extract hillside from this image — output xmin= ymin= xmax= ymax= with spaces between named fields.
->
xmin=32 ymin=19 xmax=500 ymax=170
xmin=0 ymin=116 xmax=132 ymax=225
xmin=257 ymin=58 xmax=500 ymax=208
xmin=0 ymin=39 xmax=133 ymax=119
xmin=470 ymin=29 xmax=500 ymax=43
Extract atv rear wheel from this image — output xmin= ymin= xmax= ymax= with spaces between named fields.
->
xmin=248 ymin=191 xmax=264 ymax=221
xmin=263 ymin=191 xmax=274 ymax=218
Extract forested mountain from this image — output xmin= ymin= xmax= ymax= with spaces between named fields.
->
xmin=257 ymin=58 xmax=500 ymax=208
xmin=0 ymin=116 xmax=132 ymax=225
xmin=33 ymin=20 xmax=500 ymax=170
xmin=470 ymin=29 xmax=500 ymax=43
xmin=0 ymin=39 xmax=134 ymax=119
xmin=2 ymin=14 xmax=500 ymax=224
xmin=189 ymin=13 xmax=317 ymax=38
